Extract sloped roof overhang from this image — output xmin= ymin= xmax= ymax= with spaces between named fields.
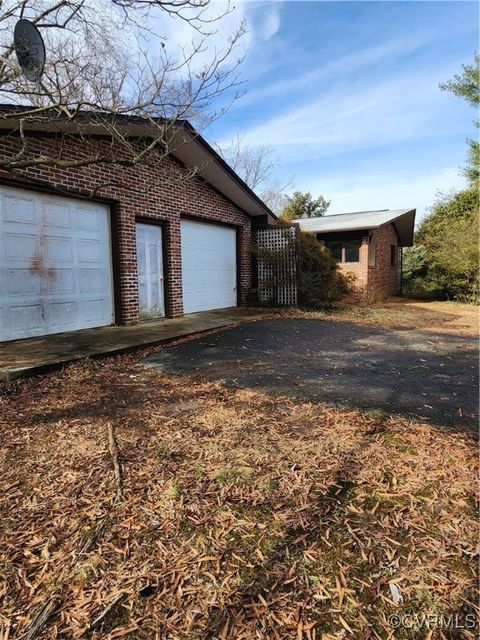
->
xmin=0 ymin=106 xmax=277 ymax=223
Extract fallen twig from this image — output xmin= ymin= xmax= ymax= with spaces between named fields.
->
xmin=23 ymin=597 xmax=60 ymax=640
xmin=107 ymin=422 xmax=123 ymax=504
xmin=77 ymin=513 xmax=111 ymax=556
xmin=79 ymin=592 xmax=127 ymax=637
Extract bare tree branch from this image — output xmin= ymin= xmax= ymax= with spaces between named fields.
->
xmin=0 ymin=0 xmax=248 ymax=181
xmin=217 ymin=132 xmax=294 ymax=214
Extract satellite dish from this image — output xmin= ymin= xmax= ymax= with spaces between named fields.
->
xmin=14 ymin=19 xmax=45 ymax=82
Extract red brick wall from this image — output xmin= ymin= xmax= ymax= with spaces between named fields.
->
xmin=337 ymin=236 xmax=369 ymax=301
xmin=327 ymin=224 xmax=399 ymax=302
xmin=0 ymin=134 xmax=252 ymax=324
xmin=367 ymin=224 xmax=399 ymax=301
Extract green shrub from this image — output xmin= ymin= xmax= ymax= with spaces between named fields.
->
xmin=297 ymin=231 xmax=350 ymax=308
xmin=403 ymin=187 xmax=479 ymax=303
xmin=252 ymin=230 xmax=349 ymax=309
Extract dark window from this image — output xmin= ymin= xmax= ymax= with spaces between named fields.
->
xmin=326 ymin=241 xmax=342 ymax=262
xmin=325 ymin=239 xmax=361 ymax=263
xmin=344 ymin=240 xmax=361 ymax=263
xmin=390 ymin=245 xmax=397 ymax=267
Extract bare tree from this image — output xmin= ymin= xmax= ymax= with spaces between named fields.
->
xmin=218 ymin=132 xmax=292 ymax=214
xmin=259 ymin=185 xmax=289 ymax=216
xmin=0 ymin=0 xmax=247 ymax=177
xmin=219 ymin=133 xmax=277 ymax=191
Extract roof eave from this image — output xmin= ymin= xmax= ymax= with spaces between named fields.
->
xmin=298 ymin=209 xmax=416 ymax=246
xmin=387 ymin=209 xmax=416 ymax=246
xmin=310 ymin=223 xmax=381 ymax=234
xmin=0 ymin=112 xmax=277 ymax=222
xmin=172 ymin=123 xmax=278 ymax=222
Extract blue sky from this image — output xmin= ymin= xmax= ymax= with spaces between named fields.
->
xmin=198 ymin=1 xmax=478 ymax=220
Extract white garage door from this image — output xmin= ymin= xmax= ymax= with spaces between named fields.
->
xmin=0 ymin=186 xmax=114 ymax=342
xmin=181 ymin=219 xmax=237 ymax=313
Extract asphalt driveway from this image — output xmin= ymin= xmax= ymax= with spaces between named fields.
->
xmin=143 ymin=318 xmax=478 ymax=429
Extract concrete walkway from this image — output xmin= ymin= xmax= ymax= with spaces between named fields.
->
xmin=0 ymin=309 xmax=262 ymax=381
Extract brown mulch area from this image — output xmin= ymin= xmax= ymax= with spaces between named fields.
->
xmin=0 ymin=301 xmax=478 ymax=640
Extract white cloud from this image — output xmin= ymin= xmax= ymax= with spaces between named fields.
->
xmin=144 ymin=1 xmax=282 ymax=74
xmin=235 ymin=29 xmax=432 ymax=109
xmin=221 ymin=60 xmax=470 ymax=158
xmin=303 ymin=167 xmax=467 ymax=223
xmin=258 ymin=5 xmax=281 ymax=40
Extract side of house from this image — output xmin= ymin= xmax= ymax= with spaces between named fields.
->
xmin=295 ymin=209 xmax=416 ymax=302
xmin=366 ymin=223 xmax=401 ymax=301
xmin=0 ymin=114 xmax=276 ymax=343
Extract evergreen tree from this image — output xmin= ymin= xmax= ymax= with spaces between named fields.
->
xmin=280 ymin=192 xmax=331 ymax=222
xmin=440 ymin=54 xmax=480 ymax=184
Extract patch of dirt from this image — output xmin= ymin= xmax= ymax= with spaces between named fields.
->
xmin=0 ymin=341 xmax=478 ymax=639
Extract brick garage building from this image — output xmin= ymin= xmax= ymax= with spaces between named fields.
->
xmin=0 ymin=111 xmax=276 ymax=342
xmin=295 ymin=209 xmax=416 ymax=302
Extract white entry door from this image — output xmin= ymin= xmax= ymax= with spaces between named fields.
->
xmin=181 ymin=219 xmax=237 ymax=313
xmin=0 ymin=186 xmax=114 ymax=342
xmin=136 ymin=222 xmax=165 ymax=320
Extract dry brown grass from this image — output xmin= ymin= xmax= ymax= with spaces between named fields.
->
xmin=276 ymin=298 xmax=478 ymax=336
xmin=0 ymin=301 xmax=478 ymax=640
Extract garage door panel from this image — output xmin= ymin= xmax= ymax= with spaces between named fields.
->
xmin=79 ymin=299 xmax=108 ymax=323
xmin=7 ymin=268 xmax=42 ymax=296
xmin=46 ymin=269 xmax=75 ymax=294
xmin=77 ymin=205 xmax=103 ymax=231
xmin=4 ymin=233 xmax=38 ymax=260
xmin=187 ymin=255 xmax=234 ymax=270
xmin=44 ymin=202 xmax=71 ymax=228
xmin=0 ymin=186 xmax=114 ymax=342
xmin=3 ymin=194 xmax=36 ymax=224
xmin=46 ymin=301 xmax=76 ymax=329
xmin=9 ymin=304 xmax=43 ymax=333
xmin=181 ymin=219 xmax=237 ymax=314
xmin=183 ymin=268 xmax=234 ymax=288
xmin=78 ymin=269 xmax=104 ymax=293
xmin=45 ymin=236 xmax=74 ymax=261
xmin=77 ymin=238 xmax=102 ymax=263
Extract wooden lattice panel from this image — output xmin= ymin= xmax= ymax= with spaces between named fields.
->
xmin=255 ymin=226 xmax=297 ymax=306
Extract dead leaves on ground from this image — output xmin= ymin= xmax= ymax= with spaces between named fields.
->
xmin=0 ymin=353 xmax=478 ymax=639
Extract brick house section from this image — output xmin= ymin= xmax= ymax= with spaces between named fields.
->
xmin=367 ymin=224 xmax=400 ymax=301
xmin=335 ymin=224 xmax=400 ymax=302
xmin=337 ymin=236 xmax=369 ymax=298
xmin=0 ymin=132 xmax=267 ymax=325
xmin=294 ymin=209 xmax=416 ymax=303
